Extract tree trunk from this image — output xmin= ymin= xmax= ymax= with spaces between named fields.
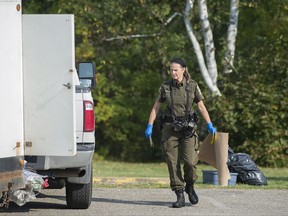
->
xmin=197 ymin=0 xmax=218 ymax=85
xmin=225 ymin=0 xmax=239 ymax=73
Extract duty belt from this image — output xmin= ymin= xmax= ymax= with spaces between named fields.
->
xmin=164 ymin=116 xmax=186 ymax=123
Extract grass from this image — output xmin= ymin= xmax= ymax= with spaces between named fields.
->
xmin=93 ymin=160 xmax=168 ymax=178
xmin=92 ymin=155 xmax=288 ymax=189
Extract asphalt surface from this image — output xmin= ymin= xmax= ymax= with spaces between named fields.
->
xmin=1 ymin=187 xmax=288 ymax=216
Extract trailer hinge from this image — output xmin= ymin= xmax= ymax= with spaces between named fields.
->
xmin=13 ymin=141 xmax=21 ymax=150
xmin=16 ymin=142 xmax=21 ymax=148
xmin=25 ymin=141 xmax=32 ymax=147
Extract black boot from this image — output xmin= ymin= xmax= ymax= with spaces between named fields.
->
xmin=172 ymin=189 xmax=185 ymax=208
xmin=185 ymin=184 xmax=198 ymax=204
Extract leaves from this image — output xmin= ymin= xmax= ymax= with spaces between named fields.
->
xmin=22 ymin=0 xmax=288 ymax=166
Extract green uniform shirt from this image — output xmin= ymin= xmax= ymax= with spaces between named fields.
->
xmin=157 ymin=77 xmax=204 ymax=117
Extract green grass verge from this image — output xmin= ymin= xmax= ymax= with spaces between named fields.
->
xmin=92 ymin=155 xmax=288 ymax=189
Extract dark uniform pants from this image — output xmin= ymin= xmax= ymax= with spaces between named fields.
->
xmin=161 ymin=123 xmax=199 ymax=191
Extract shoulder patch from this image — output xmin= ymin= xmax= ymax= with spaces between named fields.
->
xmin=197 ymin=85 xmax=203 ymax=95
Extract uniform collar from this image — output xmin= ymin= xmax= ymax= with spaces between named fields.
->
xmin=172 ymin=77 xmax=186 ymax=88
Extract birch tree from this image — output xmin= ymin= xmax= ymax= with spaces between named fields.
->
xmin=225 ymin=0 xmax=240 ymax=73
xmin=183 ymin=0 xmax=221 ymax=95
xmin=183 ymin=0 xmax=239 ymax=95
xmin=197 ymin=0 xmax=218 ymax=86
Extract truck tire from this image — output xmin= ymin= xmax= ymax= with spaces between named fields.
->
xmin=65 ymin=167 xmax=92 ymax=209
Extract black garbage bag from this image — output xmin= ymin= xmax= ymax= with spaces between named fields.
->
xmin=227 ymin=148 xmax=268 ymax=186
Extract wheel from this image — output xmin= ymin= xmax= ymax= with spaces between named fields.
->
xmin=65 ymin=167 xmax=92 ymax=209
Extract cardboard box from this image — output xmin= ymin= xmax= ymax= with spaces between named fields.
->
xmin=203 ymin=170 xmax=238 ymax=186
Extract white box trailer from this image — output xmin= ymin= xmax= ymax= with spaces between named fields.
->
xmin=1 ymin=0 xmax=95 ymax=209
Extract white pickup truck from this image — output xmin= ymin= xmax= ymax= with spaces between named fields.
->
xmin=0 ymin=0 xmax=95 ymax=209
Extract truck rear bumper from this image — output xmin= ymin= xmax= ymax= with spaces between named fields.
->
xmin=25 ymin=143 xmax=94 ymax=170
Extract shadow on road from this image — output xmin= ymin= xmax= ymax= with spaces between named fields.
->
xmin=92 ymin=197 xmax=191 ymax=208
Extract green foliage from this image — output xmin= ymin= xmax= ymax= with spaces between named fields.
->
xmin=22 ymin=0 xmax=288 ymax=166
xmin=202 ymin=0 xmax=288 ymax=167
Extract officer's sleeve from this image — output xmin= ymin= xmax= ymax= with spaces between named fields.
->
xmin=157 ymin=85 xmax=165 ymax=103
xmin=194 ymin=83 xmax=205 ymax=104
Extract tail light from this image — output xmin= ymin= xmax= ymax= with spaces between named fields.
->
xmin=84 ymin=100 xmax=95 ymax=132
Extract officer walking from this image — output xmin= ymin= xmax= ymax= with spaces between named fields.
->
xmin=145 ymin=58 xmax=216 ymax=208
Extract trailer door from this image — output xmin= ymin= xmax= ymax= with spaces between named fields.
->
xmin=0 ymin=0 xmax=24 ymax=159
xmin=23 ymin=15 xmax=76 ymax=156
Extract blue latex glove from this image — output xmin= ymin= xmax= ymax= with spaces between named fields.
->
xmin=207 ymin=122 xmax=216 ymax=134
xmin=145 ymin=124 xmax=153 ymax=138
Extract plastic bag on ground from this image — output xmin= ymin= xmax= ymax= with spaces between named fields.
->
xmin=227 ymin=148 xmax=268 ymax=186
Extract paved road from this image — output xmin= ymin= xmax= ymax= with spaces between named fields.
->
xmin=1 ymin=188 xmax=288 ymax=215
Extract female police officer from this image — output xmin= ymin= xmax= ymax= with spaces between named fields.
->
xmin=145 ymin=58 xmax=216 ymax=208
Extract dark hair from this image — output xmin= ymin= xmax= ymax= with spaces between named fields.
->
xmin=170 ymin=58 xmax=187 ymax=68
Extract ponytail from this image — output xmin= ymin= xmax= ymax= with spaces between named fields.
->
xmin=184 ymin=68 xmax=191 ymax=83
